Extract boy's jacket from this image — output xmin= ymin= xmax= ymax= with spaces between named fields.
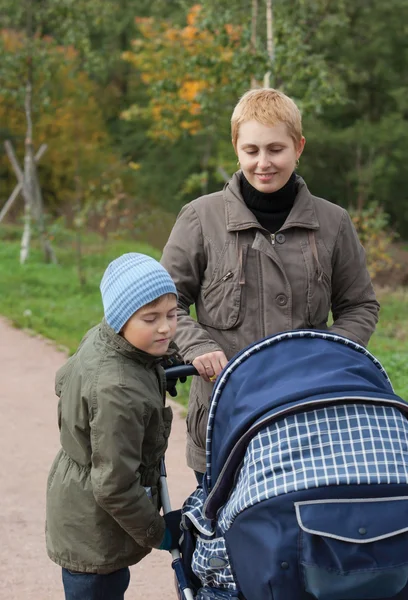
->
xmin=46 ymin=319 xmax=173 ymax=573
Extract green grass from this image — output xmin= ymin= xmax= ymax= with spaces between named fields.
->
xmin=0 ymin=227 xmax=161 ymax=354
xmin=0 ymin=225 xmax=406 ymax=402
xmin=368 ymin=288 xmax=408 ymax=398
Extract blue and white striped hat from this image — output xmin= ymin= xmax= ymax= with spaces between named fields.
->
xmin=100 ymin=253 xmax=177 ymax=333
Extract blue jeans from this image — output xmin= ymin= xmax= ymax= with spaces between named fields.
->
xmin=62 ymin=567 xmax=130 ymax=600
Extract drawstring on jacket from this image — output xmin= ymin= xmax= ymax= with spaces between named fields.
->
xmin=236 ymin=232 xmax=246 ymax=286
xmin=308 ymin=230 xmax=323 ymax=283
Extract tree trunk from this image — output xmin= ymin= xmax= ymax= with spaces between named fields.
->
xmin=356 ymin=145 xmax=365 ymax=212
xmin=263 ymin=0 xmax=274 ymax=88
xmin=23 ymin=0 xmax=57 ymax=264
xmin=24 ymin=68 xmax=57 ymax=264
xmin=250 ymin=0 xmax=259 ymax=88
xmin=74 ymin=141 xmax=86 ymax=286
xmin=20 ymin=200 xmax=32 ymax=264
xmin=200 ymin=133 xmax=213 ymax=195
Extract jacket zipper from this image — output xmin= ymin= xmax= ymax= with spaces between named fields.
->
xmin=203 ymin=271 xmax=234 ymax=298
xmin=258 ymin=253 xmax=265 ymax=338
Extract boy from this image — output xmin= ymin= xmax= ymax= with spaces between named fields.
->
xmin=46 ymin=253 xmax=182 ymax=600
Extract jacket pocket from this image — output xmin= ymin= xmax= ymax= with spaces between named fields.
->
xmin=296 ymin=497 xmax=408 ymax=600
xmin=199 ymin=242 xmax=243 ymax=330
xmin=307 ymin=269 xmax=332 ymax=328
xmin=200 ymin=270 xmax=242 ymax=329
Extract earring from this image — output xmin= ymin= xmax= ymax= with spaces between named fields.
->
xmin=237 ymin=160 xmax=240 ymax=166
xmin=296 ymin=159 xmax=300 ymax=168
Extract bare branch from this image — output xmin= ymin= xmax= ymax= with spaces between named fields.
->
xmin=217 ymin=165 xmax=230 ymax=183
xmin=4 ymin=140 xmax=27 ymax=193
xmin=0 ymin=186 xmax=21 ymax=224
xmin=0 ymin=144 xmax=47 ymax=223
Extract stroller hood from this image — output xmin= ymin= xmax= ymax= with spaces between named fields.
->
xmin=204 ymin=331 xmax=407 ymax=519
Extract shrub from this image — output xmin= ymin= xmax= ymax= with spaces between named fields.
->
xmin=349 ymin=205 xmax=396 ymax=279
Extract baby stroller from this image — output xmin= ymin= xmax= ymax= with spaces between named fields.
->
xmin=164 ymin=330 xmax=408 ymax=600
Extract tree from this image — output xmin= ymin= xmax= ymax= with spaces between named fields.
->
xmin=122 ymin=1 xmax=347 ymax=198
xmin=0 ymin=1 xmax=60 ymax=263
xmin=299 ymin=0 xmax=408 ymax=235
xmin=122 ymin=5 xmax=252 ymax=194
xmin=0 ymin=0 xmax=128 ymax=263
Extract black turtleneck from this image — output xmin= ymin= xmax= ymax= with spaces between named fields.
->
xmin=240 ymin=172 xmax=297 ymax=233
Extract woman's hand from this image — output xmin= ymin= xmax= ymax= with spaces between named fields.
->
xmin=192 ymin=351 xmax=228 ymax=383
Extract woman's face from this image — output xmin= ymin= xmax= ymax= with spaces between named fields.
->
xmin=236 ymin=120 xmax=305 ymax=193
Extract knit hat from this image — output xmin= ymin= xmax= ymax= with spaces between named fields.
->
xmin=100 ymin=253 xmax=177 ymax=333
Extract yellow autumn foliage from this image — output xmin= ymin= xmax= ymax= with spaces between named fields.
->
xmin=179 ymin=80 xmax=207 ymax=102
xmin=122 ymin=4 xmax=242 ymax=140
xmin=187 ymin=4 xmax=202 ymax=26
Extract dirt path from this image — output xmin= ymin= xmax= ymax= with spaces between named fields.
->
xmin=0 ymin=317 xmax=196 ymax=600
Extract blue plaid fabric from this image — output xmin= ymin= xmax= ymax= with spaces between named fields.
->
xmin=205 ymin=331 xmax=393 ymax=487
xmin=219 ymin=403 xmax=408 ymax=531
xmin=184 ymin=402 xmax=408 ymax=591
xmin=192 ymin=535 xmax=236 ymax=590
xmin=182 ymin=488 xmax=238 ymax=591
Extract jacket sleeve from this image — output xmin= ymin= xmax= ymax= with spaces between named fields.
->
xmin=328 ymin=210 xmax=380 ymax=347
xmin=90 ymin=379 xmax=165 ymax=549
xmin=161 ymin=203 xmax=223 ymax=362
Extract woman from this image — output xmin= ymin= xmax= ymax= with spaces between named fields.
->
xmin=161 ymin=88 xmax=380 ymax=480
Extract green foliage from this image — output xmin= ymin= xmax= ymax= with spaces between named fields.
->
xmin=1 ymin=0 xmax=408 ymax=241
xmin=117 ymin=0 xmax=408 ymax=233
xmin=195 ymin=0 xmax=347 ymax=110
xmin=300 ymin=113 xmax=408 ymax=237
xmin=299 ymin=0 xmax=408 ymax=236
xmin=349 ymin=205 xmax=396 ymax=279
xmin=0 ymin=0 xmax=145 ymax=238
xmin=0 ymin=35 xmax=124 ymax=219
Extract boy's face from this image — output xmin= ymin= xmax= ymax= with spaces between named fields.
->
xmin=121 ymin=294 xmax=177 ymax=356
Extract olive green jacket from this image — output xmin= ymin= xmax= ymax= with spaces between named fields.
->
xmin=46 ymin=320 xmax=173 ymax=573
xmin=161 ymin=172 xmax=379 ymax=472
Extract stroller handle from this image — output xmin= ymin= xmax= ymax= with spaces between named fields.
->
xmin=161 ymin=364 xmax=198 ymax=599
xmin=164 ymin=364 xmax=199 ymax=378
xmin=160 ymin=458 xmax=195 ymax=600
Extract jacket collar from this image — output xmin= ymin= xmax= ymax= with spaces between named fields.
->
xmin=224 ymin=171 xmax=319 ymax=232
xmin=100 ymin=319 xmax=167 ymax=366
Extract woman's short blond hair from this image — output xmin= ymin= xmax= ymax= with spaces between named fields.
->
xmin=231 ymin=88 xmax=302 ymax=150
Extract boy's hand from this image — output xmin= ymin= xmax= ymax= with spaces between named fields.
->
xmin=161 ymin=352 xmax=187 ymax=398
xmin=159 ymin=509 xmax=182 ymax=550
xmin=165 ymin=373 xmax=187 ymax=397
